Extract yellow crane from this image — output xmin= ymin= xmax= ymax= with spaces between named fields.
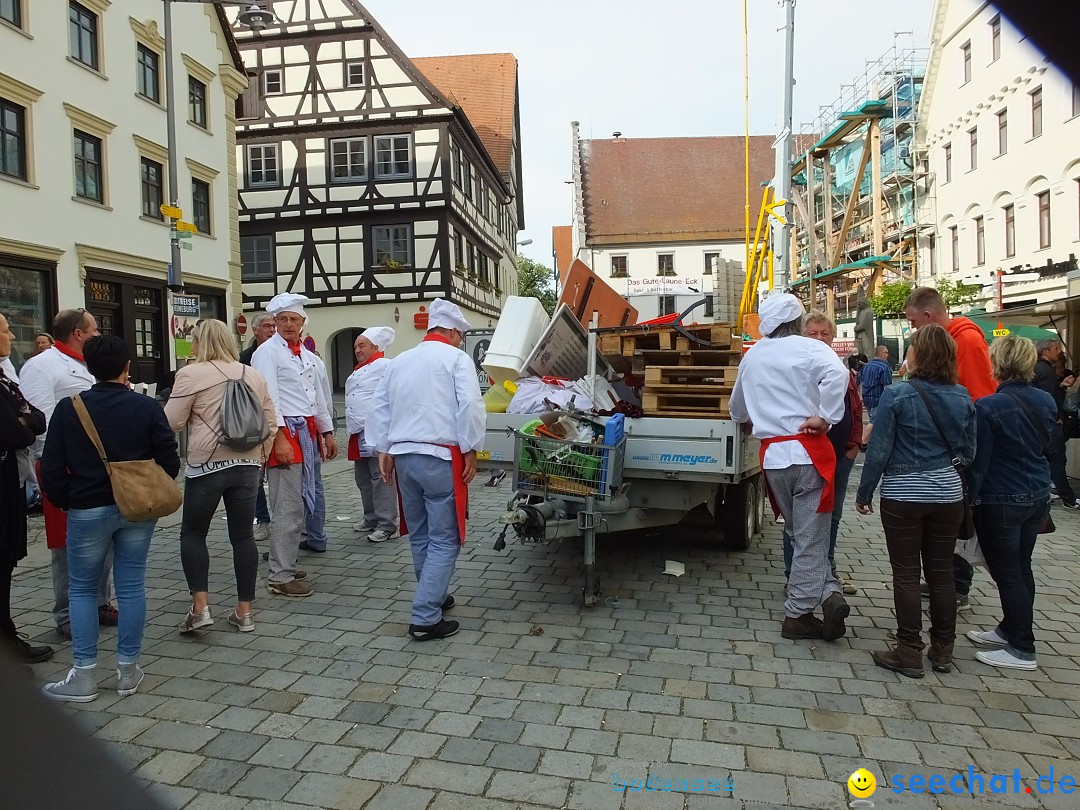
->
xmin=737 ymin=188 xmax=787 ymax=332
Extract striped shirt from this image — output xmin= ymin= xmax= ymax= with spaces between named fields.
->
xmin=880 ymin=466 xmax=963 ymax=503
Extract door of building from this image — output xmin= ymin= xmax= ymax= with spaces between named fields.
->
xmin=85 ymin=270 xmax=167 ymax=385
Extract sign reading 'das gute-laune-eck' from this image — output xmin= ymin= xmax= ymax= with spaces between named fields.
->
xmin=626 ymin=277 xmax=703 ymax=296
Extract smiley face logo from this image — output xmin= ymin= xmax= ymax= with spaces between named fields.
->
xmin=848 ymin=768 xmax=877 ymax=799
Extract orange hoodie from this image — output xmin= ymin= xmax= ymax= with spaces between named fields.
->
xmin=947 ymin=316 xmax=995 ymax=401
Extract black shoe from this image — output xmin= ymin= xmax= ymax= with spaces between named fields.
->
xmin=298 ymin=541 xmax=325 ymax=553
xmin=1062 ymin=500 xmax=1080 ymax=511
xmin=11 ymin=634 xmax=54 ymax=664
xmin=441 ymin=595 xmax=455 ymax=611
xmin=262 ymin=551 xmax=269 ymax=562
xmin=408 ymin=619 xmax=460 ymax=642
xmin=821 ymin=593 xmax=850 ymax=642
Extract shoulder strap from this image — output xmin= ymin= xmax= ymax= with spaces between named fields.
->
xmin=71 ymin=394 xmax=111 ymax=473
xmin=1003 ymin=388 xmax=1050 ymax=451
xmin=908 ymin=380 xmax=963 ymax=467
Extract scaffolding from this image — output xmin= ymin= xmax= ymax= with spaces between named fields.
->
xmin=787 ymin=41 xmax=929 ymax=320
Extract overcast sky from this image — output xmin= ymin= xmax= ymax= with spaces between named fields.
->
xmin=364 ymin=0 xmax=937 ymax=270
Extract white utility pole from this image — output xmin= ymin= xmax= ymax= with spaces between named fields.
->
xmin=773 ymin=0 xmax=796 ymax=290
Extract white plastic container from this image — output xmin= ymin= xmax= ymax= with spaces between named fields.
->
xmin=482 ymin=296 xmax=551 ymax=386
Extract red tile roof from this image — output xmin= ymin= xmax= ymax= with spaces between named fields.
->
xmin=580 ymin=135 xmax=775 ymax=245
xmin=552 ymin=225 xmax=573 ymax=283
xmin=413 ymin=54 xmax=518 ymax=178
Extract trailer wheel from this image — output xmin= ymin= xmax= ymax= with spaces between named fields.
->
xmin=720 ymin=473 xmax=763 ymax=551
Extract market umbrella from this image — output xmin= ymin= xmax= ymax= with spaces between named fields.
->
xmin=967 ymin=315 xmax=1059 ymax=344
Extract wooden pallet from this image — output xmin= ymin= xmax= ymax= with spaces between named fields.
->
xmin=599 ymin=323 xmax=735 ymax=356
xmin=631 ymin=348 xmax=743 ymax=376
xmin=643 ymin=365 xmax=739 ymax=387
xmin=642 ymin=390 xmax=730 ymax=416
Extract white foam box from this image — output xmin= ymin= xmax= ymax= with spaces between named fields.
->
xmin=482 ymin=296 xmax=552 ymax=386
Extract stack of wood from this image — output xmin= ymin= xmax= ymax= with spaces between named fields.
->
xmin=599 ymin=323 xmax=742 ymax=418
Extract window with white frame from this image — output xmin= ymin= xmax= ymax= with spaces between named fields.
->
xmin=345 ymin=62 xmax=364 ymax=88
xmin=263 ymin=69 xmax=283 ymax=96
xmin=136 ymin=44 xmax=160 ymax=103
xmin=1031 ymin=87 xmax=1043 ymax=138
xmin=989 ymin=16 xmax=1001 ymax=62
xmin=610 ymin=255 xmax=628 ymax=278
xmin=374 ymin=134 xmax=411 ymax=179
xmin=658 ymin=295 xmax=677 ymax=316
xmin=974 ymin=215 xmax=985 ymax=266
xmin=0 ymin=0 xmax=21 ymax=28
xmin=246 ymin=143 xmax=279 ymax=187
xmin=1037 ymin=191 xmax=1050 ymax=249
xmin=372 ymin=225 xmax=412 ymax=267
xmin=240 ymin=234 xmax=275 ymax=280
xmin=960 ymin=41 xmax=971 ymax=84
xmin=657 ymin=254 xmax=675 ymax=277
xmin=949 ymin=225 xmax=959 ymax=272
xmin=968 ymin=128 xmax=977 ymax=171
xmin=1004 ymin=203 xmax=1015 ymax=257
xmin=996 ymin=110 xmax=1007 ymax=156
xmin=329 ymin=137 xmax=366 ymax=181
xmin=943 ymin=144 xmax=952 ymax=183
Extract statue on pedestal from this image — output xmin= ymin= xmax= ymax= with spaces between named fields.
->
xmin=854 ymin=295 xmax=875 ymax=360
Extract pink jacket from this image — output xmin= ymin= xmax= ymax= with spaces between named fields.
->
xmin=164 ymin=360 xmax=277 ymax=465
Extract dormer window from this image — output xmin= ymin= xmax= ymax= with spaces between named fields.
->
xmin=263 ymin=69 xmax=283 ymax=96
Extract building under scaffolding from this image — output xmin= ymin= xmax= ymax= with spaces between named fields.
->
xmin=788 ymin=44 xmax=929 ymax=319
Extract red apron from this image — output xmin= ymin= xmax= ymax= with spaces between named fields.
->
xmin=397 ymin=446 xmax=468 ymax=547
xmin=267 ymin=416 xmax=319 ymax=467
xmin=759 ymin=433 xmax=836 ymax=518
xmin=36 ymin=460 xmax=68 ymax=550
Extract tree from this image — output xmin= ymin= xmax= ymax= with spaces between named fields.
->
xmin=516 ymin=254 xmax=557 ymax=315
xmin=869 ymin=282 xmax=913 ymax=317
xmin=936 ymin=277 xmax=981 ymax=311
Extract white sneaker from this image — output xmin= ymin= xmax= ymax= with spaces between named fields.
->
xmin=966 ymin=627 xmax=1008 ymax=647
xmin=976 ymin=648 xmax=1037 ymax=670
xmin=253 ymin=523 xmax=271 ymax=542
xmin=367 ymin=530 xmax=395 ymax=544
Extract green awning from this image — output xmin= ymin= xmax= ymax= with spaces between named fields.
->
xmin=789 ymin=256 xmax=895 ymax=288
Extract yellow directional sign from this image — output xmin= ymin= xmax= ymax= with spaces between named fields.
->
xmin=993 ymin=328 xmax=1010 ymax=337
xmin=176 ymin=221 xmax=198 ymax=234
xmin=765 ymin=198 xmax=788 ymax=225
xmin=160 ymin=204 xmax=182 ymax=219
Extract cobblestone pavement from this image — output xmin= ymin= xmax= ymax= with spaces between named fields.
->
xmin=13 ymin=451 xmax=1080 ymax=810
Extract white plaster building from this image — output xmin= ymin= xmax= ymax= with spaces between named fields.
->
xmin=0 ymin=1 xmax=246 ymax=384
xmin=228 ymin=1 xmax=523 ymax=388
xmin=563 ymin=128 xmax=773 ymax=324
xmin=918 ymin=0 xmax=1080 ymax=310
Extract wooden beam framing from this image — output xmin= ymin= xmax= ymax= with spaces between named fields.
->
xmin=830 ymin=127 xmax=873 ymax=268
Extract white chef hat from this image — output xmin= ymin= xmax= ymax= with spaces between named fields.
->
xmin=266 ymin=293 xmax=312 ymax=320
xmin=361 ymin=326 xmax=396 ymax=351
xmin=428 ymin=298 xmax=472 ymax=333
xmin=758 ymin=293 xmax=805 ymax=337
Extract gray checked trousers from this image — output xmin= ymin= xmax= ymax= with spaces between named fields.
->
xmin=764 ymin=464 xmax=842 ymax=618
xmin=266 ymin=463 xmax=304 ymax=584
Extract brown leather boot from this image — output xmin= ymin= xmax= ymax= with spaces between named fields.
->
xmin=928 ymin=640 xmax=953 ymax=673
xmin=782 ymin=613 xmax=824 ymax=640
xmin=872 ymin=645 xmax=925 ymax=679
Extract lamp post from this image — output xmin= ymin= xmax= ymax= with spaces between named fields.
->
xmin=161 ymin=1 xmax=272 ymax=290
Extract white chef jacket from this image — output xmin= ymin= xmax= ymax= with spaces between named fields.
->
xmin=0 ymin=356 xmax=18 ymax=384
xmin=729 ymin=335 xmax=848 ymax=469
xmin=367 ymin=340 xmax=484 ymax=461
xmin=345 ymin=356 xmax=391 ymax=436
xmin=250 ymin=333 xmax=333 ymax=433
xmin=19 ymin=345 xmax=96 ymax=457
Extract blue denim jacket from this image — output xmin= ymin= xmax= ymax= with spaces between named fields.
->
xmin=967 ymin=381 xmax=1055 ymax=505
xmin=856 ymin=378 xmax=976 ymax=504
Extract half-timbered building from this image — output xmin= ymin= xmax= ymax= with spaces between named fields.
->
xmin=229 ymin=1 xmax=523 ymax=387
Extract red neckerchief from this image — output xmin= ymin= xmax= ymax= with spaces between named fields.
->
xmin=355 ymin=351 xmax=384 ymax=370
xmin=287 ymin=341 xmax=303 ymax=357
xmin=423 ymin=334 xmax=455 ymax=346
xmin=54 ymin=341 xmax=85 ymax=363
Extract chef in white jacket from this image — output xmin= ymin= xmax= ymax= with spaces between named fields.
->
xmin=251 ymin=293 xmax=337 ymax=598
xmin=345 ymin=326 xmax=398 ymax=543
xmin=367 ymin=299 xmax=485 ymax=642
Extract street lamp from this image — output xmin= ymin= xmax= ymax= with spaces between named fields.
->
xmin=517 ymin=239 xmax=533 ymax=248
xmin=162 ymin=1 xmax=272 ymax=290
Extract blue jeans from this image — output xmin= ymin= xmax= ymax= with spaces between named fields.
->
xmin=396 ymin=453 xmax=461 ymax=626
xmin=66 ymin=505 xmax=155 ymax=667
xmin=255 ymin=467 xmax=271 ymax=524
xmin=972 ymin=500 xmax=1046 ymax=658
xmin=783 ymin=453 xmax=855 ymax=579
xmin=303 ymin=456 xmax=327 ymax=550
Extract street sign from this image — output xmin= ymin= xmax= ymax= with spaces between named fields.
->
xmin=993 ymin=328 xmax=1010 ymax=337
xmin=171 ymin=229 xmax=193 ymax=239
xmin=176 ymin=221 xmax=198 ymax=234
xmin=172 ymin=295 xmax=200 ymax=316
xmin=180 ymin=241 xmax=193 ymax=251
xmin=160 ymin=204 xmax=182 ymax=219
xmin=236 ymin=314 xmax=248 ymax=335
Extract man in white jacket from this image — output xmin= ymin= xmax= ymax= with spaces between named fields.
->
xmin=251 ymin=294 xmax=337 ymax=597
xmin=367 ymin=299 xmax=485 ymax=642
xmin=345 ymin=327 xmax=397 ymax=543
xmin=19 ymin=309 xmax=116 ymax=637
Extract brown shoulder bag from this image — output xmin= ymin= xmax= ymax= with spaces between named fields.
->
xmin=71 ymin=394 xmax=183 ymax=522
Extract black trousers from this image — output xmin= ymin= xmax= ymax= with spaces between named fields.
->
xmin=1046 ymin=423 xmax=1076 ymax=503
xmin=1 ymin=559 xmax=17 ymax=638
